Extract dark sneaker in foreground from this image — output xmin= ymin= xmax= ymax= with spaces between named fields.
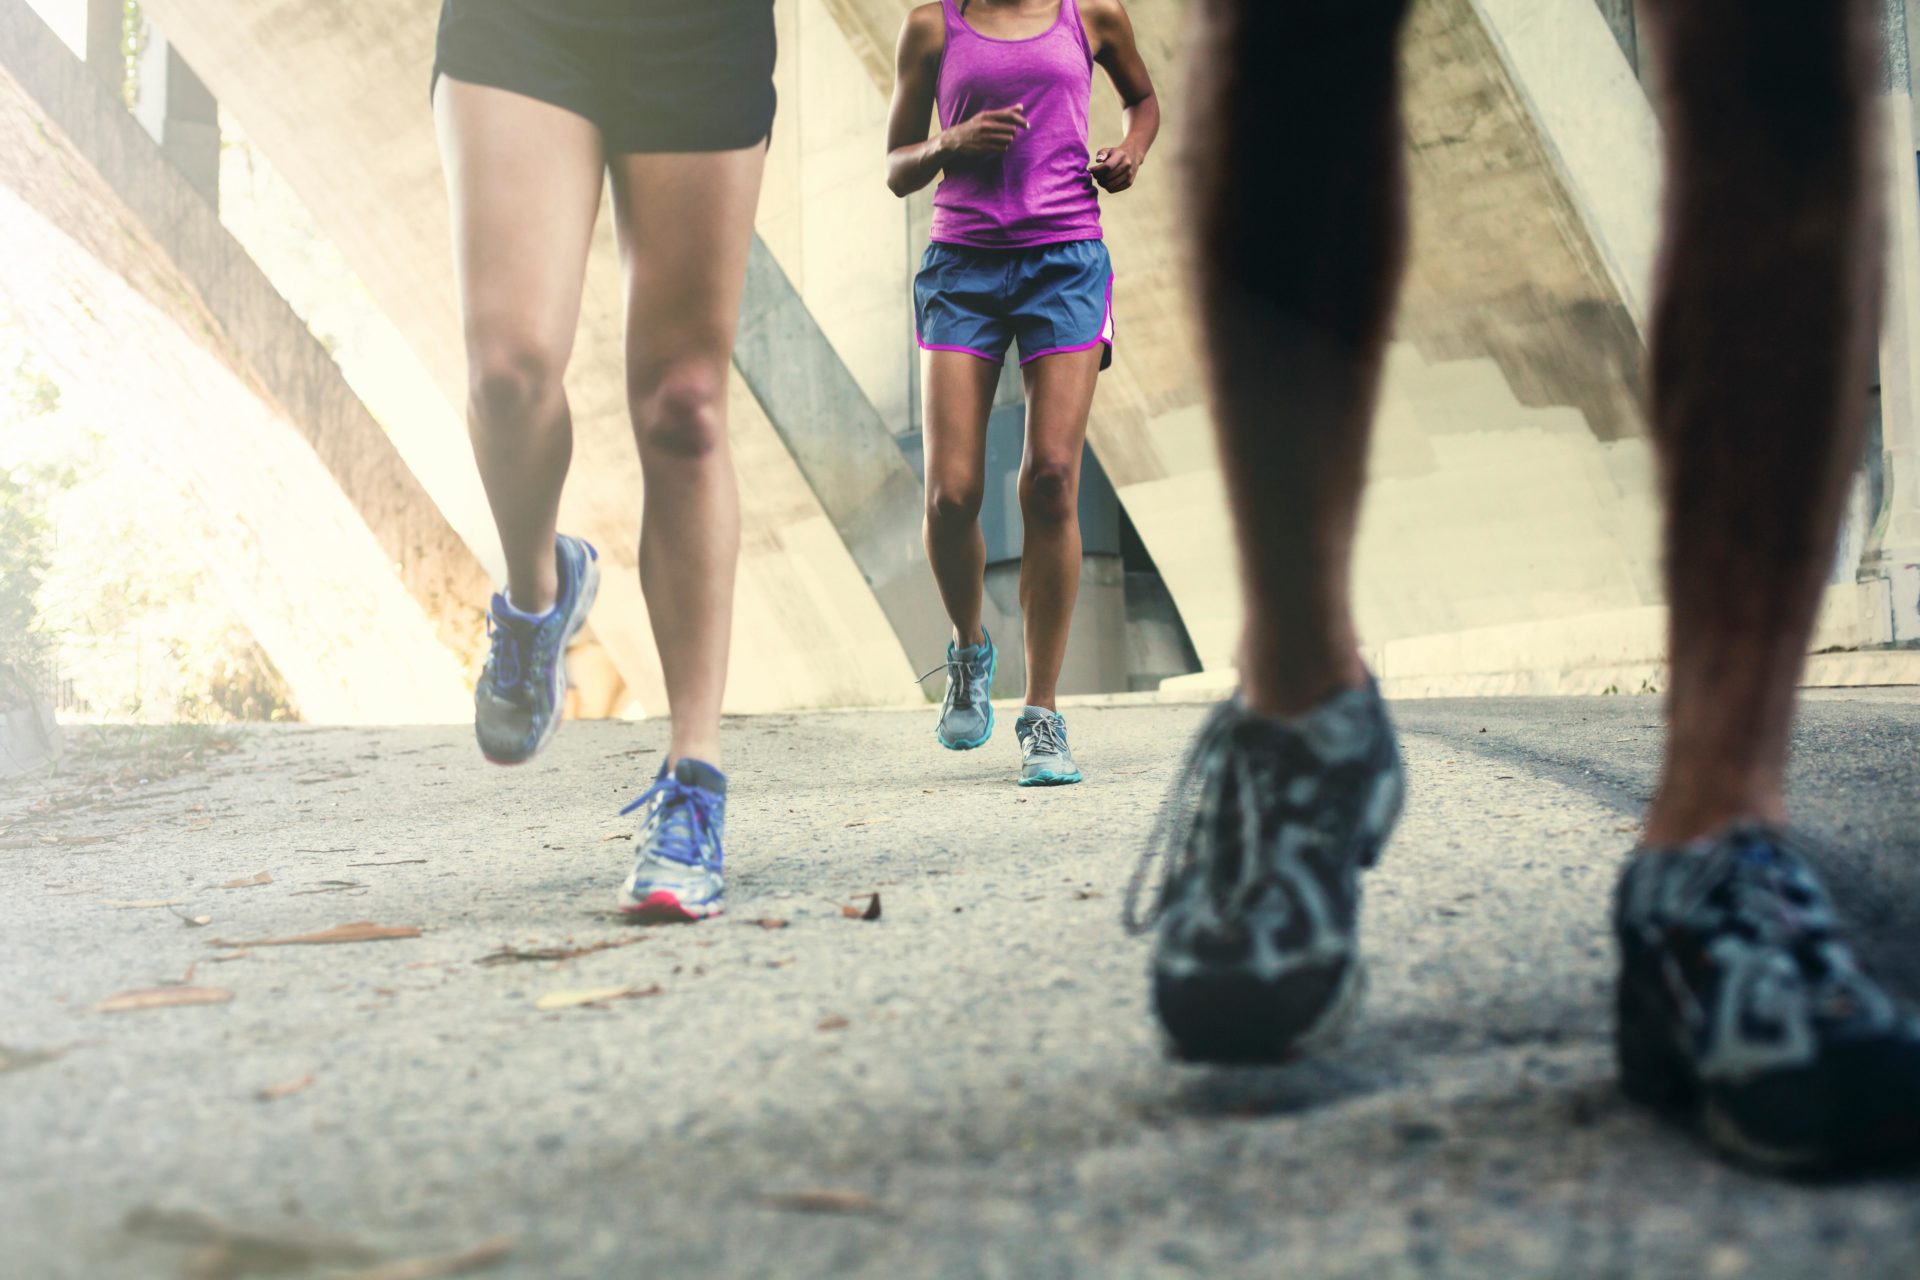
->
xmin=475 ymin=534 xmax=600 ymax=765
xmin=1016 ymin=706 xmax=1082 ymax=786
xmin=1126 ymin=682 xmax=1405 ymax=1064
xmin=619 ymin=758 xmax=728 ymax=923
xmin=927 ymin=629 xmax=997 ymax=751
xmin=1614 ymin=825 xmax=1920 ymax=1170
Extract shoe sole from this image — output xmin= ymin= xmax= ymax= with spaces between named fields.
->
xmin=1153 ymin=749 xmax=1404 ymax=1066
xmin=935 ymin=643 xmax=998 ymax=751
xmin=1017 ymin=770 xmax=1082 ymax=787
xmin=1155 ymin=954 xmax=1367 ymax=1065
xmin=619 ymin=889 xmax=723 ymax=925
xmin=1615 ymin=959 xmax=1836 ymax=1171
xmin=480 ymin=542 xmax=602 ymax=767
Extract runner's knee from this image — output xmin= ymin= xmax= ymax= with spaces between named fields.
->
xmin=631 ymin=362 xmax=727 ymax=460
xmin=926 ymin=478 xmax=984 ymax=530
xmin=468 ymin=338 xmax=565 ymax=430
xmin=1019 ymin=456 xmax=1078 ymax=527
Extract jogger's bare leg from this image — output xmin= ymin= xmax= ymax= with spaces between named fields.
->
xmin=1638 ymin=0 xmax=1882 ymax=842
xmin=1188 ymin=0 xmax=1413 ymax=716
xmin=609 ymin=146 xmax=766 ymax=767
xmin=434 ymin=78 xmax=603 ymax=614
xmin=1017 ymin=347 xmax=1102 ymax=709
xmin=921 ymin=351 xmax=1001 ymax=650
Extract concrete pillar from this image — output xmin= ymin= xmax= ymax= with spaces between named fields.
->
xmin=91 ymin=3 xmax=219 ymax=206
xmin=1868 ymin=1 xmax=1920 ymax=639
xmin=83 ymin=0 xmax=120 ymax=95
xmin=158 ymin=45 xmax=217 ymax=204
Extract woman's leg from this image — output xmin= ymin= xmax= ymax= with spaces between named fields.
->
xmin=1016 ymin=346 xmax=1103 ymax=708
xmin=921 ymin=351 xmax=1001 ymax=648
xmin=607 ymin=147 xmax=766 ymax=767
xmin=434 ymin=78 xmax=604 ymax=613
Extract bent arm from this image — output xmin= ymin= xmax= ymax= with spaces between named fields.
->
xmin=1092 ymin=0 xmax=1160 ymax=164
xmin=886 ymin=7 xmax=950 ymax=197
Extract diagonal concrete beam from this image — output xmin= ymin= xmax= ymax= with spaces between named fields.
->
xmin=735 ymin=237 xmax=948 ymax=666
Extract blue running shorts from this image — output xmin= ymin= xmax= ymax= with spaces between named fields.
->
xmin=915 ymin=239 xmax=1114 ymax=370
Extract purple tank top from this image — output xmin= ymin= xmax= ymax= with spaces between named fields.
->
xmin=929 ymin=0 xmax=1103 ymax=249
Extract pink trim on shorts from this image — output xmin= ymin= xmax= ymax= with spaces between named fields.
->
xmin=1018 ymin=273 xmax=1115 ymax=366
xmin=917 ymin=330 xmax=1005 ymax=364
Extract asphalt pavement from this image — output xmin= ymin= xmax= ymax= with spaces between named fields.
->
xmin=3 ymin=692 xmax=1917 ymax=1278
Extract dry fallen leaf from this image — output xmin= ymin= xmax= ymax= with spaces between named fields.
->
xmin=122 ymin=1207 xmax=375 ymax=1272
xmin=753 ymin=918 xmax=789 ymax=930
xmin=0 ymin=1044 xmax=64 ymax=1075
xmin=816 ymin=1016 xmax=849 ymax=1032
xmin=221 ymin=871 xmax=273 ymax=889
xmin=256 ymin=1072 xmax=314 ymax=1102
xmin=534 ymin=984 xmax=662 ymax=1011
xmin=760 ymin=1189 xmax=882 ymax=1216
xmin=336 ymin=1235 xmax=514 ymax=1280
xmin=475 ymin=937 xmax=643 ymax=966
xmin=838 ymin=893 xmax=882 ymax=922
xmin=207 ymin=922 xmax=422 ymax=947
xmin=97 ymin=986 xmax=233 ymax=1013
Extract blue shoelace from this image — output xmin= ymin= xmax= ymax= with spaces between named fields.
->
xmin=621 ymin=775 xmax=723 ymax=870
xmin=484 ymin=613 xmax=527 ymax=690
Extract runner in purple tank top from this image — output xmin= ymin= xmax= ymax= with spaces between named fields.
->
xmin=886 ymin=0 xmax=1160 ymax=786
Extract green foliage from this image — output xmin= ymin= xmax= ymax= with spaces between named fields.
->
xmin=0 ymin=350 xmax=68 ymax=701
xmin=120 ymin=1 xmax=149 ymax=110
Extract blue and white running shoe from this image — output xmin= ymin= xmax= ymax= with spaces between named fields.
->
xmin=927 ymin=629 xmax=997 ymax=751
xmin=618 ymin=758 xmax=727 ymax=923
xmin=1016 ymin=707 xmax=1083 ymax=786
xmin=475 ymin=535 xmax=599 ymax=765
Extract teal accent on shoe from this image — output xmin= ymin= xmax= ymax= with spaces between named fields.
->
xmin=940 ymin=700 xmax=995 ymax=752
xmin=1016 ymin=707 xmax=1082 ymax=785
xmin=933 ymin=630 xmax=998 ymax=751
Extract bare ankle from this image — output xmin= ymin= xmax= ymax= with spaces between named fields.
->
xmin=666 ymin=741 xmax=723 ymax=771
xmin=1240 ymin=650 xmax=1369 ymax=720
xmin=1641 ymin=786 xmax=1786 ymax=847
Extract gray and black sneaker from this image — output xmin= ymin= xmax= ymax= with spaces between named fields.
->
xmin=1126 ymin=683 xmax=1405 ymax=1063
xmin=475 ymin=534 xmax=600 ymax=765
xmin=926 ymin=629 xmax=997 ymax=751
xmin=1615 ymin=825 xmax=1920 ymax=1169
xmin=1016 ymin=707 xmax=1083 ymax=786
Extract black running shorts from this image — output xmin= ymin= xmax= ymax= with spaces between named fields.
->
xmin=432 ymin=0 xmax=777 ymax=154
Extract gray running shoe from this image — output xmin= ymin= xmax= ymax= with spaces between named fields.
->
xmin=1126 ymin=682 xmax=1404 ymax=1063
xmin=1016 ymin=707 xmax=1083 ymax=786
xmin=928 ymin=629 xmax=997 ymax=751
xmin=475 ymin=535 xmax=599 ymax=765
xmin=618 ymin=758 xmax=727 ymax=923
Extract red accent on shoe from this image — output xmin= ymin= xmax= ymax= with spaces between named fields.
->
xmin=619 ymin=890 xmax=721 ymax=925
